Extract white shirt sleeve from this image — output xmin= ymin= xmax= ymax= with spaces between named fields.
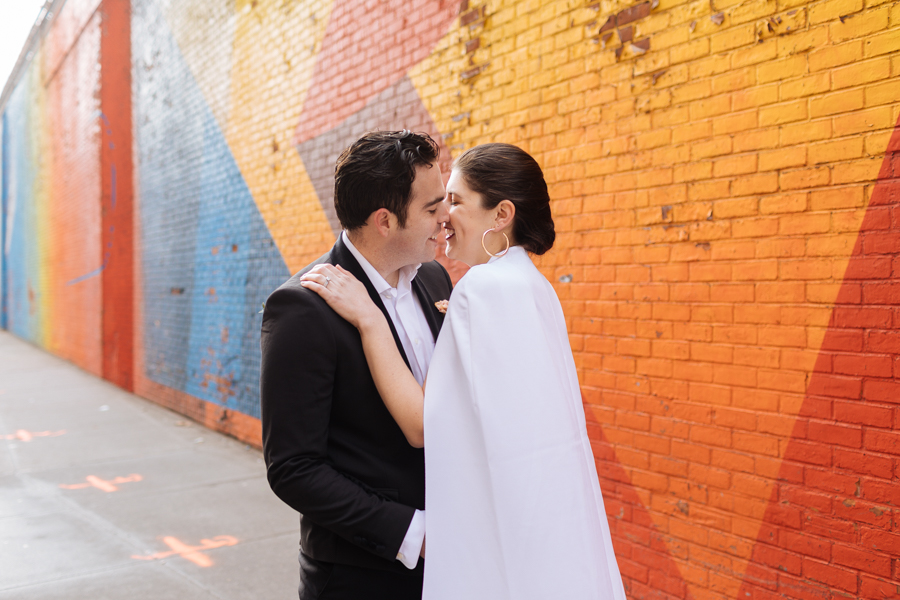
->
xmin=396 ymin=509 xmax=425 ymax=569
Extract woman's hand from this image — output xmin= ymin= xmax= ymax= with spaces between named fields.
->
xmin=300 ymin=264 xmax=381 ymax=330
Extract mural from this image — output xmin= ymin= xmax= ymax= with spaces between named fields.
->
xmin=1 ymin=0 xmax=898 ymax=598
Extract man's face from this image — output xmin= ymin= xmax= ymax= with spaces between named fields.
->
xmin=388 ymin=163 xmax=449 ymax=266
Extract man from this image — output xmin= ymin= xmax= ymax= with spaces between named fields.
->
xmin=260 ymin=131 xmax=452 ymax=600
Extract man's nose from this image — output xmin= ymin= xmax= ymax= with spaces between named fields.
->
xmin=437 ymin=199 xmax=450 ymax=220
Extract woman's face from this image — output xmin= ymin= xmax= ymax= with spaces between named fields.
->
xmin=443 ymin=169 xmax=498 ymax=267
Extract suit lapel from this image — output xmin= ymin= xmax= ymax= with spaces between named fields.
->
xmin=331 ymin=236 xmax=412 ymax=370
xmin=411 ymin=276 xmax=443 ymax=341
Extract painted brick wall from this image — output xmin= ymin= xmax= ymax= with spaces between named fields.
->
xmin=1 ymin=1 xmax=898 ymax=599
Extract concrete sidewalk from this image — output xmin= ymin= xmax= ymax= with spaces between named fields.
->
xmin=0 ymin=331 xmax=299 ymax=599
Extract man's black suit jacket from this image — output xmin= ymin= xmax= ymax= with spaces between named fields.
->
xmin=260 ymin=236 xmax=453 ymax=572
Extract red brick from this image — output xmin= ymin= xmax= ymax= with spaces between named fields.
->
xmin=833 ymin=497 xmax=893 ymax=528
xmin=859 ymin=574 xmax=900 ymax=600
xmin=805 ymin=374 xmax=862 ymax=400
xmin=832 ymin=353 xmax=894 ymax=378
xmin=834 ymin=447 xmax=894 ymax=479
xmin=801 ymin=558 xmax=858 ymax=593
xmin=864 ymin=429 xmax=900 ymax=453
xmin=833 ymin=543 xmax=892 ymax=576
xmin=807 ymin=421 xmax=863 ymax=448
xmin=862 ymin=380 xmax=900 ymax=404
xmin=783 ymin=440 xmax=832 ymax=466
xmin=780 ymin=531 xmax=831 ymax=561
xmin=861 ymin=478 xmax=900 ymax=505
xmin=860 ymin=528 xmax=900 ymax=555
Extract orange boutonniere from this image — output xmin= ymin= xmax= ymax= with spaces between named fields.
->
xmin=434 ymin=300 xmax=449 ymax=314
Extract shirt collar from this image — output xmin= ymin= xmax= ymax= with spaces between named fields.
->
xmin=342 ymin=231 xmax=421 ymax=294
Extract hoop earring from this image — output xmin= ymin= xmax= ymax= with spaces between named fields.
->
xmin=482 ymin=228 xmax=510 ymax=258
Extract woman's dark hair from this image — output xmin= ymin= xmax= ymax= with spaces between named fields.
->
xmin=334 ymin=130 xmax=440 ymax=230
xmin=453 ymin=143 xmax=555 ymax=255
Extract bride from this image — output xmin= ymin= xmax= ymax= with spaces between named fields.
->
xmin=301 ymin=143 xmax=626 ymax=600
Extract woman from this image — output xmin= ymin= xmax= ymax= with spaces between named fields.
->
xmin=301 ymin=144 xmax=626 ymax=599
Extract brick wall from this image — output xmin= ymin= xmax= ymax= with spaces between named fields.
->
xmin=1 ymin=1 xmax=898 ymax=598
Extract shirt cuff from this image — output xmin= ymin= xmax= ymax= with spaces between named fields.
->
xmin=396 ymin=509 xmax=425 ymax=569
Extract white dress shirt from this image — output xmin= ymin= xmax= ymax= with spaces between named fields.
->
xmin=342 ymin=232 xmax=431 ymax=569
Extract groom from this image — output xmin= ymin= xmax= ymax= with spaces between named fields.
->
xmin=260 ymin=131 xmax=452 ymax=600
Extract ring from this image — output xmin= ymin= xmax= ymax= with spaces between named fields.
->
xmin=324 ymin=276 xmax=331 ymax=287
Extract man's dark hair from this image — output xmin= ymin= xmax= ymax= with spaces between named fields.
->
xmin=334 ymin=131 xmax=440 ymax=231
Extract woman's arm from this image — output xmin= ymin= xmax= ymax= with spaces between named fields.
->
xmin=300 ymin=264 xmax=425 ymax=447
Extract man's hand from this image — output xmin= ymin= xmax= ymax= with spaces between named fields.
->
xmin=420 ymin=535 xmax=426 ymax=558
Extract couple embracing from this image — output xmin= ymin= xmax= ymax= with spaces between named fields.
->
xmin=260 ymin=131 xmax=626 ymax=600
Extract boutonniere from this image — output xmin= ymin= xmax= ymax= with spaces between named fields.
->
xmin=434 ymin=300 xmax=449 ymax=314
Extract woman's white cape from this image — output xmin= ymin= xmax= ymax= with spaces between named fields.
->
xmin=423 ymin=246 xmax=627 ymax=600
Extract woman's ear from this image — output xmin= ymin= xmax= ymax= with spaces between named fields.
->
xmin=494 ymin=200 xmax=516 ymax=232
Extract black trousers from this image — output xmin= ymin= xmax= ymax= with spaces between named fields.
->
xmin=298 ymin=552 xmax=424 ymax=600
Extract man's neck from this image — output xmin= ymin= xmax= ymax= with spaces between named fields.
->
xmin=345 ymin=231 xmax=402 ymax=288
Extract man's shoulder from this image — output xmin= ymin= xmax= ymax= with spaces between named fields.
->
xmin=416 ymin=260 xmax=452 ymax=292
xmin=264 ymin=251 xmax=335 ymax=314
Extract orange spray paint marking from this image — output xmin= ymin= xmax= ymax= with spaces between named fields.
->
xmin=1 ymin=430 xmax=66 ymax=441
xmin=60 ymin=474 xmax=142 ymax=492
xmin=131 ymin=535 xmax=238 ymax=567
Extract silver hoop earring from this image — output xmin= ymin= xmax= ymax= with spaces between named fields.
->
xmin=482 ymin=228 xmax=510 ymax=258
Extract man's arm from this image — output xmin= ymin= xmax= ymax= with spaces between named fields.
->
xmin=260 ymin=285 xmax=414 ymax=562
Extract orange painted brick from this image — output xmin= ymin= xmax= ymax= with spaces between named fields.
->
xmin=777 ymin=23 xmax=828 ymax=57
xmin=780 ymin=166 xmax=831 ymax=190
xmin=833 ymin=105 xmax=895 ymax=136
xmin=810 ymin=88 xmax=865 ymax=119
xmin=731 ymin=259 xmax=778 ymax=281
xmin=809 ymin=40 xmax=864 ymax=71
xmin=808 ymin=0 xmax=864 ymax=25
xmin=712 ymin=110 xmax=758 ymax=136
xmin=710 ymin=240 xmax=755 ymax=260
xmin=757 ymin=55 xmax=807 ymax=84
xmin=809 ymin=137 xmax=864 ymax=165
xmin=756 ymin=237 xmax=806 ymax=258
xmin=864 ymin=129 xmax=894 ymax=157
xmin=830 ymin=5 xmax=890 ymax=43
xmin=710 ymin=23 xmax=757 ymax=53
xmin=832 ymin=156 xmax=883 ymax=184
xmin=730 ymin=41 xmax=778 ymax=71
xmin=733 ymin=172 xmax=779 ymax=196
xmin=732 ymin=83 xmax=779 ymax=111
xmin=732 ymin=216 xmax=779 ymax=238
xmin=713 ymin=197 xmax=758 ymax=218
xmin=755 ymin=282 xmax=807 ymax=303
xmin=864 ymin=78 xmax=900 ymax=107
xmin=712 ymin=67 xmax=756 ymax=95
xmin=713 ymin=154 xmax=757 ymax=177
xmin=759 ymin=99 xmax=808 ymax=126
xmin=780 ymin=258 xmax=834 ymax=280
xmin=674 ymin=161 xmax=714 ymax=183
xmin=669 ymin=37 xmax=711 ymax=65
xmin=757 ymin=368 xmax=807 ymax=392
xmin=689 ymin=53 xmax=733 ymax=80
xmin=832 ymin=56 xmax=892 ymax=89
xmin=832 ymin=207 xmax=869 ymax=233
xmin=780 ymin=119 xmax=833 ymax=145
xmin=734 ymin=346 xmax=780 ymax=368
xmin=734 ymin=304 xmax=782 ymax=324
xmin=779 ymin=212 xmax=832 ymax=235
xmin=760 ymin=192 xmax=808 ymax=214
xmin=732 ymin=128 xmax=779 ymax=153
xmin=780 ymin=72 xmax=831 ymax=100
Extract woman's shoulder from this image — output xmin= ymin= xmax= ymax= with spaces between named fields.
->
xmin=453 ymin=247 xmax=539 ymax=301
